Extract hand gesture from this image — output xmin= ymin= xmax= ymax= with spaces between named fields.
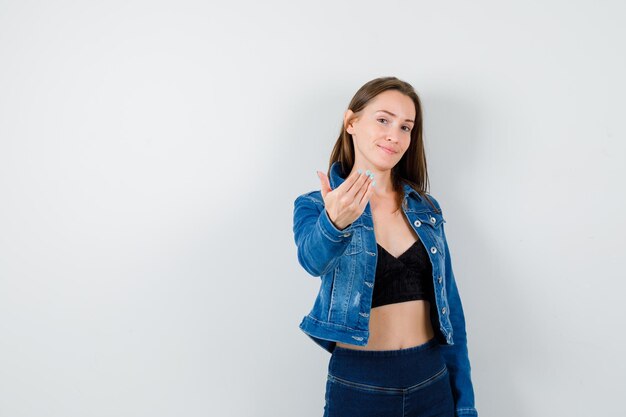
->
xmin=316 ymin=169 xmax=375 ymax=231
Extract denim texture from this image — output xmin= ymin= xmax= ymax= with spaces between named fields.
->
xmin=324 ymin=337 xmax=454 ymax=417
xmin=292 ymin=161 xmax=478 ymax=417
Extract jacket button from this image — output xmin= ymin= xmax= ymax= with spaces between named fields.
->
xmin=438 ymin=276 xmax=443 ymax=284
xmin=343 ymin=232 xmax=351 ymax=237
xmin=442 ymin=307 xmax=447 ymax=314
xmin=430 ymin=247 xmax=437 ymax=254
xmin=430 ymin=216 xmax=436 ymax=223
xmin=414 ymin=220 xmax=422 ymax=227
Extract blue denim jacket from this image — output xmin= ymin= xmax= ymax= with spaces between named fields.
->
xmin=292 ymin=161 xmax=478 ymax=417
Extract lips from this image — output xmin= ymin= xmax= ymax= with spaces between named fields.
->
xmin=378 ymin=144 xmax=397 ymax=154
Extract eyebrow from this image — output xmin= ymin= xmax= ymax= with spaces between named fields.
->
xmin=375 ymin=109 xmax=414 ymax=124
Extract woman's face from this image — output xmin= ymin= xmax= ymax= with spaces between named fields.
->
xmin=345 ymin=89 xmax=416 ymax=172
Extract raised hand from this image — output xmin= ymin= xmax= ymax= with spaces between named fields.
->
xmin=316 ymin=169 xmax=375 ymax=231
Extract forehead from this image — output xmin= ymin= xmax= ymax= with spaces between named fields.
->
xmin=367 ymin=90 xmax=415 ymax=120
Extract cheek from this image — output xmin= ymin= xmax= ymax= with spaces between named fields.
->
xmin=402 ymin=137 xmax=411 ymax=148
xmin=369 ymin=122 xmax=385 ymax=135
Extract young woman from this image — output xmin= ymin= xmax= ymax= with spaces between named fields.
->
xmin=292 ymin=76 xmax=478 ymax=417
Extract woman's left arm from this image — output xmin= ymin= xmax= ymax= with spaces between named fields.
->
xmin=428 ymin=195 xmax=479 ymax=417
xmin=439 ymin=225 xmax=479 ymax=417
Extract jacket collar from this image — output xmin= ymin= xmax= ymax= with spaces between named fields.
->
xmin=328 ymin=161 xmax=422 ymax=202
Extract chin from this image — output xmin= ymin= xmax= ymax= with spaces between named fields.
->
xmin=373 ymin=161 xmax=397 ymax=171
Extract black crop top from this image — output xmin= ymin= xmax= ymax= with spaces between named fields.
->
xmin=371 ymin=239 xmax=435 ymax=308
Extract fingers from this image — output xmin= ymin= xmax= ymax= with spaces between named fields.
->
xmin=344 ymin=171 xmax=372 ymax=201
xmin=319 ymin=168 xmax=375 ymax=208
xmin=335 ymin=169 xmax=362 ymax=195
xmin=317 ymin=171 xmax=331 ymax=198
xmin=348 ymin=173 xmax=374 ymax=204
xmin=357 ymin=175 xmax=375 ymax=207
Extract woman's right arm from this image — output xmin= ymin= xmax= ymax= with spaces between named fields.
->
xmin=293 ymin=170 xmax=374 ymax=277
xmin=292 ymin=194 xmax=354 ymax=277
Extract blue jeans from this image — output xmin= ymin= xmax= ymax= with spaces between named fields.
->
xmin=323 ymin=337 xmax=455 ymax=417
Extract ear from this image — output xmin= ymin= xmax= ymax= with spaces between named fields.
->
xmin=344 ymin=109 xmax=357 ymax=135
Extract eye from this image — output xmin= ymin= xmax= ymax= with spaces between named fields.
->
xmin=379 ymin=118 xmax=411 ymax=132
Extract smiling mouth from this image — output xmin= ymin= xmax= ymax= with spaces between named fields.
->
xmin=378 ymin=145 xmax=396 ymax=154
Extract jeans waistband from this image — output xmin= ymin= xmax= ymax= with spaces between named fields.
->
xmin=328 ymin=337 xmax=446 ymax=389
xmin=332 ymin=336 xmax=439 ymax=357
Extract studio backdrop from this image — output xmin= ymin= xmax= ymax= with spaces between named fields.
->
xmin=0 ymin=1 xmax=624 ymax=416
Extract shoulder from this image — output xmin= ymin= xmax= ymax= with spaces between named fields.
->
xmin=294 ymin=190 xmax=324 ymax=208
xmin=422 ymin=192 xmax=443 ymax=213
xmin=295 ymin=190 xmax=323 ymax=202
xmin=401 ymin=180 xmax=442 ymax=213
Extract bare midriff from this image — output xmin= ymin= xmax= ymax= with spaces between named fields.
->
xmin=335 ymin=299 xmax=435 ymax=351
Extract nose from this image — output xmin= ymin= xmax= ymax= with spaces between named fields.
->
xmin=386 ymin=126 xmax=403 ymax=142
xmin=386 ymin=133 xmax=400 ymax=142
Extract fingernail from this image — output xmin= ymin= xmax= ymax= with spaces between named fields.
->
xmin=372 ymin=181 xmax=376 ymax=186
xmin=365 ymin=169 xmax=371 ymax=176
xmin=369 ymin=173 xmax=374 ymax=179
xmin=357 ymin=169 xmax=362 ymax=174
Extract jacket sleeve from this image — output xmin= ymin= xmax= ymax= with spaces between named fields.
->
xmin=430 ymin=196 xmax=479 ymax=417
xmin=292 ymin=193 xmax=354 ymax=277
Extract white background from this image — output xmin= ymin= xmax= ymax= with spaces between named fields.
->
xmin=1 ymin=1 xmax=624 ymax=416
